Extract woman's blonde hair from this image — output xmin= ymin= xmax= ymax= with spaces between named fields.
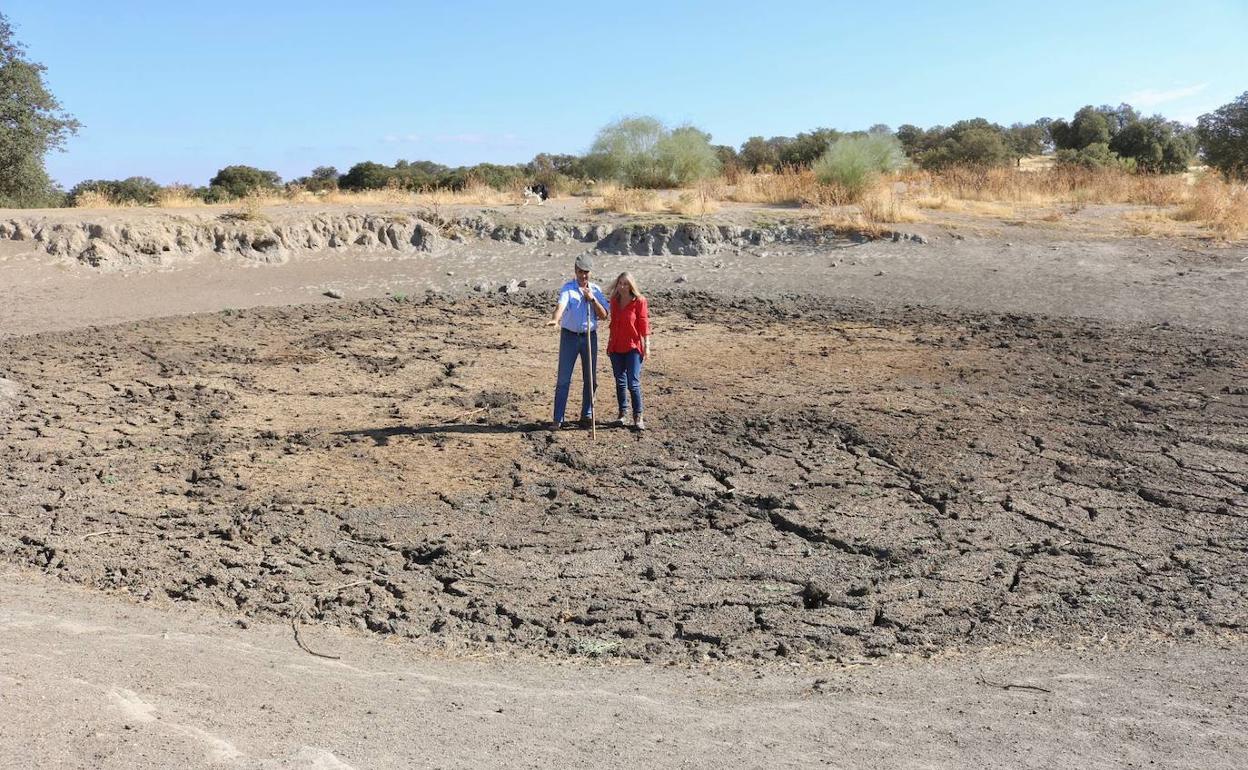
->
xmin=610 ymin=271 xmax=643 ymax=301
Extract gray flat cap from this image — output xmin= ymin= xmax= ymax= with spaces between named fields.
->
xmin=574 ymin=254 xmax=593 ymax=272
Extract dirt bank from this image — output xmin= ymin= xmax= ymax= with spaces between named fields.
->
xmin=2 ymin=295 xmax=1244 ymax=664
xmin=0 ymin=206 xmax=886 ymax=270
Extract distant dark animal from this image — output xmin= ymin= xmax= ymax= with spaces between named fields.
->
xmin=522 ymin=183 xmax=549 ymax=206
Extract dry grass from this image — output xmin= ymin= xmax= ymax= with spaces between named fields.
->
xmin=817 ymin=211 xmax=887 ymax=239
xmin=858 ymin=188 xmax=924 ymax=224
xmin=587 ymin=185 xmax=666 ymax=215
xmin=912 ymin=195 xmax=1017 ymax=218
xmin=727 ymin=168 xmax=824 ymax=205
xmin=155 ymin=185 xmax=209 ymax=207
xmin=70 ymin=190 xmax=119 ymax=209
xmin=905 ymin=166 xmax=1190 ymax=207
xmin=1175 ymin=176 xmax=1248 ymax=240
xmin=669 ymin=180 xmax=724 ymax=217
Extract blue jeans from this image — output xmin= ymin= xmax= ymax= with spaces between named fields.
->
xmin=609 ymin=350 xmax=644 ymax=415
xmin=553 ymin=328 xmax=598 ymax=422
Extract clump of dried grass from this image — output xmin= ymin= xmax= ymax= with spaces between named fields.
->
xmin=728 ymin=168 xmax=822 ymax=205
xmin=1175 ymin=175 xmax=1248 ymax=240
xmin=588 ymin=186 xmax=666 ymax=214
xmin=222 ymin=194 xmax=269 ymax=222
xmin=858 ymin=188 xmax=924 ymax=224
xmin=817 ymin=211 xmax=887 ymax=239
xmin=156 ymin=185 xmax=208 ymax=207
xmin=320 ymin=185 xmax=414 ymax=206
xmin=669 ymin=180 xmax=724 ymax=217
xmin=913 ymin=165 xmax=1189 ymax=207
xmin=412 ymin=182 xmax=519 ymax=207
xmin=71 ymin=190 xmax=118 ymax=208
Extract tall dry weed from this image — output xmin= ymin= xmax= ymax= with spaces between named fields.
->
xmin=589 ymin=187 xmax=666 ymax=215
xmin=1175 ymin=176 xmax=1248 ymax=240
xmin=728 ymin=168 xmax=822 ymax=205
xmin=156 ymin=185 xmax=208 ymax=207
xmin=71 ymin=190 xmax=118 ymax=208
xmin=858 ymin=187 xmax=924 ymax=224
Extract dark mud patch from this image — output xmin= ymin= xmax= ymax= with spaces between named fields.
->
xmin=0 ymin=295 xmax=1245 ymax=663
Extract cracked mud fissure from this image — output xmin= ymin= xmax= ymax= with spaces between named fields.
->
xmin=0 ymin=293 xmax=1244 ymax=664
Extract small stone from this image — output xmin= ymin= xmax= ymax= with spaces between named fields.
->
xmin=473 ymin=281 xmax=488 ymax=292
xmin=323 ymin=289 xmax=343 ymax=299
xmin=674 ymin=274 xmax=688 ymax=284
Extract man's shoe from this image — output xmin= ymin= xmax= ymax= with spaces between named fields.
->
xmin=633 ymin=413 xmax=646 ymax=431
xmin=548 ymin=420 xmax=563 ymax=431
xmin=578 ymin=416 xmax=593 ymax=429
xmin=612 ymin=410 xmax=627 ymax=426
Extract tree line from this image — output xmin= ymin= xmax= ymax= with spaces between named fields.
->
xmin=2 ymin=11 xmax=1246 ymax=209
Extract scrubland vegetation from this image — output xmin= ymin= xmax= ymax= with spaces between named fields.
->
xmin=3 ymin=8 xmax=1245 ymax=239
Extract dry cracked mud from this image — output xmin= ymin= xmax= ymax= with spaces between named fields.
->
xmin=2 ymin=292 xmax=1244 ymax=665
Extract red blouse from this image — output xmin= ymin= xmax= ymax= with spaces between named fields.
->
xmin=607 ymin=295 xmax=650 ymax=354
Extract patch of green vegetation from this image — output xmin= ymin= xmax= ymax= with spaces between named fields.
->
xmin=575 ymin=638 xmax=620 ymax=657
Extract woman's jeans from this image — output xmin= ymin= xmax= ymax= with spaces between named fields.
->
xmin=609 ymin=350 xmax=644 ymax=415
xmin=554 ymin=328 xmax=597 ymax=422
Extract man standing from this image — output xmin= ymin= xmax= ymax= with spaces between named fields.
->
xmin=547 ymin=255 xmax=609 ymax=429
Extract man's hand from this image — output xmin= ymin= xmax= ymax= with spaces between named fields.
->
xmin=545 ymin=319 xmax=558 ymax=327
xmin=580 ymin=286 xmax=593 ymax=300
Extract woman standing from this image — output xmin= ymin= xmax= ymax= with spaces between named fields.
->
xmin=606 ymin=271 xmax=650 ymax=430
xmin=547 ymin=254 xmax=609 ymax=429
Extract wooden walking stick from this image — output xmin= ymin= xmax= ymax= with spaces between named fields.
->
xmin=586 ymin=290 xmax=596 ymax=442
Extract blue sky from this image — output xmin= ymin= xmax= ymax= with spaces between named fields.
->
xmin=8 ymin=0 xmax=1247 ymax=187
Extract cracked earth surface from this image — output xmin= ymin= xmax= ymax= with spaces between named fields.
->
xmin=1 ymin=293 xmax=1245 ymax=664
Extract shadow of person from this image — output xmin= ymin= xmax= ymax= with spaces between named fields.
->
xmin=335 ymin=422 xmax=547 ymax=446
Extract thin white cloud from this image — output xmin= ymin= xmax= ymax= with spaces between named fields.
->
xmin=1126 ymin=83 xmax=1208 ymax=108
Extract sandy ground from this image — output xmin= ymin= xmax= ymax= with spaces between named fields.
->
xmin=1 ymin=202 xmax=1247 ymax=767
xmin=4 ymin=570 xmax=1246 ymax=770
xmin=1 ymin=200 xmax=1245 ymax=338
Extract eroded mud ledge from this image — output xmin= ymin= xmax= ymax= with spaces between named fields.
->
xmin=0 ymin=209 xmax=925 ymax=269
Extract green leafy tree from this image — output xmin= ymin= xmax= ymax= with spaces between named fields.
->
xmin=778 ymin=128 xmax=841 ymax=167
xmin=739 ymin=136 xmax=780 ymax=172
xmin=584 ymin=116 xmax=666 ymax=186
xmin=209 ymin=165 xmax=281 ymax=198
xmin=294 ymin=165 xmax=339 ymax=192
xmin=918 ymin=119 xmax=1012 ymax=169
xmin=655 ymin=125 xmax=721 ymax=185
xmin=1005 ymin=122 xmax=1048 ymax=165
xmin=585 ymin=116 xmax=718 ymax=187
xmin=1198 ymin=92 xmax=1248 ymax=180
xmin=1051 ymin=106 xmax=1112 ymax=151
xmin=1109 ymin=117 xmax=1196 ymax=173
xmin=68 ymin=176 xmax=160 ymax=205
xmin=895 ymin=124 xmax=934 ymax=159
xmin=0 ymin=13 xmax=81 ymax=207
xmin=814 ymin=133 xmax=905 ymax=200
xmin=338 ymin=161 xmax=393 ymax=191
